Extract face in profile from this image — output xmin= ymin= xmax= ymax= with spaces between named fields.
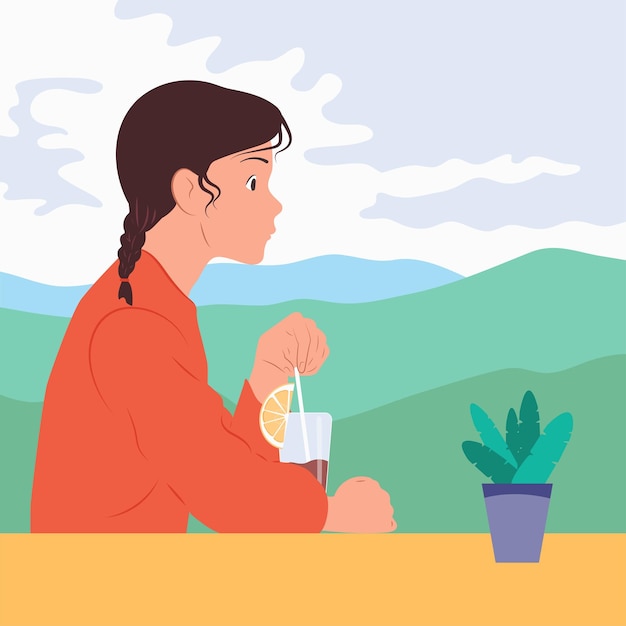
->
xmin=201 ymin=141 xmax=283 ymax=264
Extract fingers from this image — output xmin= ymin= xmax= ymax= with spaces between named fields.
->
xmin=328 ymin=476 xmax=397 ymax=533
xmin=299 ymin=318 xmax=313 ymax=372
xmin=348 ymin=477 xmax=396 ymax=532
xmin=291 ymin=314 xmax=313 ymax=372
xmin=302 ymin=325 xmax=329 ymax=374
xmin=257 ymin=312 xmax=329 ymax=380
xmin=351 ymin=477 xmax=380 ymax=486
xmin=285 ymin=313 xmax=329 ymax=375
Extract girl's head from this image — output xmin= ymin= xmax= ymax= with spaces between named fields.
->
xmin=116 ymin=80 xmax=291 ymax=304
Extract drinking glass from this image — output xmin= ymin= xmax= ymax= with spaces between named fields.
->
xmin=279 ymin=412 xmax=332 ymax=491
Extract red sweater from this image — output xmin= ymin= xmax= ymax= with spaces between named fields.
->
xmin=31 ymin=252 xmax=328 ymax=532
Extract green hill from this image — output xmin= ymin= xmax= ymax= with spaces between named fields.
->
xmin=0 ymin=309 xmax=68 ymax=402
xmin=2 ymin=249 xmax=625 ymax=421
xmin=327 ymin=354 xmax=626 ymax=533
xmin=0 ymin=396 xmax=42 ymax=532
xmin=2 ymin=355 xmax=624 ymax=533
xmin=197 ymin=249 xmax=626 ymax=419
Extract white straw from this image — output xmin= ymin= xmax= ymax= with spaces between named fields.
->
xmin=294 ymin=367 xmax=311 ymax=462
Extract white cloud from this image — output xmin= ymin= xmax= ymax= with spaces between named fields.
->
xmin=263 ymin=153 xmax=626 ymax=274
xmin=0 ymin=1 xmax=375 ymax=284
xmin=0 ymin=0 xmax=617 ymax=286
xmin=0 ymin=185 xmax=123 ymax=284
xmin=378 ymin=154 xmax=580 ymax=197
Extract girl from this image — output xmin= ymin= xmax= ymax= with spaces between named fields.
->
xmin=31 ymin=81 xmax=395 ymax=533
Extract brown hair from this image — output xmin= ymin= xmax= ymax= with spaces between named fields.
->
xmin=116 ymin=81 xmax=291 ymax=305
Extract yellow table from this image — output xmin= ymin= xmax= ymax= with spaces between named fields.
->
xmin=1 ymin=534 xmax=624 ymax=626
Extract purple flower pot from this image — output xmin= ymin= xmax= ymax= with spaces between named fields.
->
xmin=482 ymin=484 xmax=552 ymax=562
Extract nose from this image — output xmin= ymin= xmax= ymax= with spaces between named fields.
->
xmin=269 ymin=193 xmax=282 ymax=218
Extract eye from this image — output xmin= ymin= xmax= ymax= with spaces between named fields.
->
xmin=246 ymin=175 xmax=257 ymax=191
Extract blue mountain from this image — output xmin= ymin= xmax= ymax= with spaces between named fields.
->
xmin=0 ymin=255 xmax=462 ymax=316
xmin=190 ymin=256 xmax=461 ymax=305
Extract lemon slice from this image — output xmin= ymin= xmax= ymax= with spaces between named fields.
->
xmin=259 ymin=383 xmax=294 ymax=448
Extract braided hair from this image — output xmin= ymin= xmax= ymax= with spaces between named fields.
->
xmin=115 ymin=81 xmax=291 ymax=305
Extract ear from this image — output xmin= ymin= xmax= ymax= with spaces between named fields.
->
xmin=171 ymin=168 xmax=215 ymax=217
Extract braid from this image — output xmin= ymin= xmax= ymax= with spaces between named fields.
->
xmin=117 ymin=199 xmax=159 ymax=305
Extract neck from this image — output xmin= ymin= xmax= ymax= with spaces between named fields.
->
xmin=143 ymin=207 xmax=214 ymax=295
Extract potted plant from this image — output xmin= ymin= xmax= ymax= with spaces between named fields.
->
xmin=462 ymin=390 xmax=573 ymax=562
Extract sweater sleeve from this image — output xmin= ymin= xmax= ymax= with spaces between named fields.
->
xmin=89 ymin=308 xmax=328 ymax=533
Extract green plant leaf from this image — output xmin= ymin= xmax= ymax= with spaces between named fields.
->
xmin=470 ymin=403 xmax=517 ymax=468
xmin=514 ymin=390 xmax=541 ymax=465
xmin=512 ymin=412 xmax=574 ymax=483
xmin=505 ymin=407 xmax=519 ymax=458
xmin=462 ymin=441 xmax=516 ymax=483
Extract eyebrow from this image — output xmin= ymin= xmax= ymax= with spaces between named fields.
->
xmin=240 ymin=156 xmax=269 ymax=163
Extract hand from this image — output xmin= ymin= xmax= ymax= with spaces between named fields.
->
xmin=323 ymin=477 xmax=397 ymax=533
xmin=249 ymin=312 xmax=329 ymax=402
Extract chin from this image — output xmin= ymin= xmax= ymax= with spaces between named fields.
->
xmin=238 ymin=247 xmax=266 ymax=265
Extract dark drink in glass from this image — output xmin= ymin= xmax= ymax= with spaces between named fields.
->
xmin=280 ymin=412 xmax=332 ymax=493
xmin=295 ymin=458 xmax=329 ymax=490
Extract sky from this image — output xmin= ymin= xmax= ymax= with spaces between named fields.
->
xmin=0 ymin=0 xmax=624 ymax=285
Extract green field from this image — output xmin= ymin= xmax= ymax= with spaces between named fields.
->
xmin=328 ymin=354 xmax=626 ymax=533
xmin=2 ymin=355 xmax=624 ymax=533
xmin=0 ymin=396 xmax=42 ymax=533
